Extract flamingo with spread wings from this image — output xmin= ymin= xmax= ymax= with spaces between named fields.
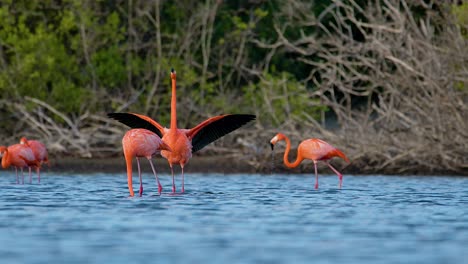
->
xmin=108 ymin=69 xmax=255 ymax=193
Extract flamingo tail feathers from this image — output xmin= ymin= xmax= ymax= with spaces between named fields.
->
xmin=333 ymin=148 xmax=350 ymax=163
xmin=159 ymin=141 xmax=172 ymax=152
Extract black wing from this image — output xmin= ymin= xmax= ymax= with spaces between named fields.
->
xmin=190 ymin=114 xmax=256 ymax=153
xmin=107 ymin=112 xmax=164 ymax=138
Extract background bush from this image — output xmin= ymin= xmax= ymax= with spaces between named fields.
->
xmin=0 ymin=0 xmax=466 ymax=174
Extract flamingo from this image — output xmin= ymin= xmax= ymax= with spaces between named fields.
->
xmin=20 ymin=137 xmax=49 ymax=183
xmin=123 ymin=128 xmax=171 ymax=197
xmin=0 ymin=144 xmax=39 ymax=184
xmin=270 ymin=133 xmax=350 ymax=189
xmin=108 ymin=69 xmax=255 ymax=193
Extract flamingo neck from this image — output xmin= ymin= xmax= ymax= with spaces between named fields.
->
xmin=125 ymin=154 xmax=135 ymax=197
xmin=170 ymin=76 xmax=177 ymax=130
xmin=1 ymin=150 xmax=10 ymax=169
xmin=282 ymin=136 xmax=303 ymax=168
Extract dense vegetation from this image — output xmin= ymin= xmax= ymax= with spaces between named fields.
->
xmin=0 ymin=0 xmax=467 ymax=174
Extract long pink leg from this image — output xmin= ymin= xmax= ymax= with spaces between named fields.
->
xmin=136 ymin=157 xmax=143 ymax=197
xmin=29 ymin=167 xmax=32 ymax=184
xmin=15 ymin=167 xmax=19 ymax=184
xmin=181 ymin=164 xmax=185 ymax=193
xmin=170 ymin=164 xmax=176 ymax=193
xmin=21 ymin=168 xmax=24 ymax=184
xmin=37 ymin=167 xmax=41 ymax=184
xmin=147 ymin=159 xmax=162 ymax=195
xmin=314 ymin=161 xmax=319 ymax=189
xmin=326 ymin=162 xmax=343 ymax=189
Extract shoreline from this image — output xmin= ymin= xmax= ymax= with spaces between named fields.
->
xmin=51 ymin=155 xmax=258 ymax=174
xmin=46 ymin=155 xmax=467 ymax=176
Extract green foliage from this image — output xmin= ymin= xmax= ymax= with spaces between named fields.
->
xmin=0 ymin=0 xmax=454 ymax=133
xmin=92 ymin=45 xmax=126 ymax=89
xmin=243 ymin=72 xmax=326 ymax=126
xmin=452 ymin=2 xmax=468 ymax=38
xmin=0 ymin=5 xmax=89 ymax=114
xmin=0 ymin=0 xmax=132 ymax=117
xmin=450 ymin=3 xmax=468 ymax=92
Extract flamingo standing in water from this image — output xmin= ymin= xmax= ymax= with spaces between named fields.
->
xmin=0 ymin=144 xmax=39 ymax=184
xmin=20 ymin=137 xmax=49 ymax=183
xmin=270 ymin=133 xmax=349 ymax=189
xmin=108 ymin=69 xmax=255 ymax=193
xmin=123 ymin=128 xmax=171 ymax=197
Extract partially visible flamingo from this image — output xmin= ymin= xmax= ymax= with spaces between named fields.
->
xmin=270 ymin=133 xmax=350 ymax=189
xmin=123 ymin=128 xmax=171 ymax=197
xmin=20 ymin=137 xmax=49 ymax=183
xmin=108 ymin=69 xmax=255 ymax=193
xmin=0 ymin=144 xmax=39 ymax=184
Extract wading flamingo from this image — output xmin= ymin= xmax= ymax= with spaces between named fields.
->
xmin=0 ymin=144 xmax=39 ymax=184
xmin=123 ymin=128 xmax=171 ymax=197
xmin=108 ymin=69 xmax=255 ymax=193
xmin=270 ymin=133 xmax=349 ymax=189
xmin=20 ymin=137 xmax=49 ymax=183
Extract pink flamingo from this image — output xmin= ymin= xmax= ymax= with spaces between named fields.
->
xmin=0 ymin=144 xmax=39 ymax=184
xmin=109 ymin=69 xmax=255 ymax=193
xmin=123 ymin=128 xmax=171 ymax=197
xmin=20 ymin=137 xmax=49 ymax=183
xmin=270 ymin=133 xmax=350 ymax=189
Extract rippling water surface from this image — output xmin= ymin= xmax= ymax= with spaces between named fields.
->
xmin=0 ymin=173 xmax=467 ymax=264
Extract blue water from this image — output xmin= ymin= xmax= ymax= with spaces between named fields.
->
xmin=0 ymin=173 xmax=467 ymax=264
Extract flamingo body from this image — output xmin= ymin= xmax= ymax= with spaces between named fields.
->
xmin=123 ymin=128 xmax=171 ymax=197
xmin=109 ymin=69 xmax=255 ymax=193
xmin=298 ymin=138 xmax=347 ymax=162
xmin=20 ymin=137 xmax=49 ymax=183
xmin=20 ymin=138 xmax=49 ymax=165
xmin=0 ymin=144 xmax=39 ymax=184
xmin=270 ymin=133 xmax=349 ymax=189
xmin=160 ymin=129 xmax=192 ymax=166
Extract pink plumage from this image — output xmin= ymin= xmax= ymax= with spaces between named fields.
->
xmin=19 ymin=137 xmax=49 ymax=183
xmin=270 ymin=133 xmax=350 ymax=189
xmin=122 ymin=129 xmax=171 ymax=197
xmin=0 ymin=144 xmax=38 ymax=184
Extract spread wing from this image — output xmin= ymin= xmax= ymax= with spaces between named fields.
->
xmin=107 ymin=112 xmax=165 ymax=137
xmin=187 ymin=114 xmax=256 ymax=153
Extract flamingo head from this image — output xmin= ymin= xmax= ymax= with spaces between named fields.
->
xmin=170 ymin=68 xmax=176 ymax=80
xmin=19 ymin=137 xmax=28 ymax=145
xmin=0 ymin=146 xmax=7 ymax=157
xmin=270 ymin=133 xmax=286 ymax=150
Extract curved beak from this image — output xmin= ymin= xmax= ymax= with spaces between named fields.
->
xmin=270 ymin=143 xmax=274 ymax=150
